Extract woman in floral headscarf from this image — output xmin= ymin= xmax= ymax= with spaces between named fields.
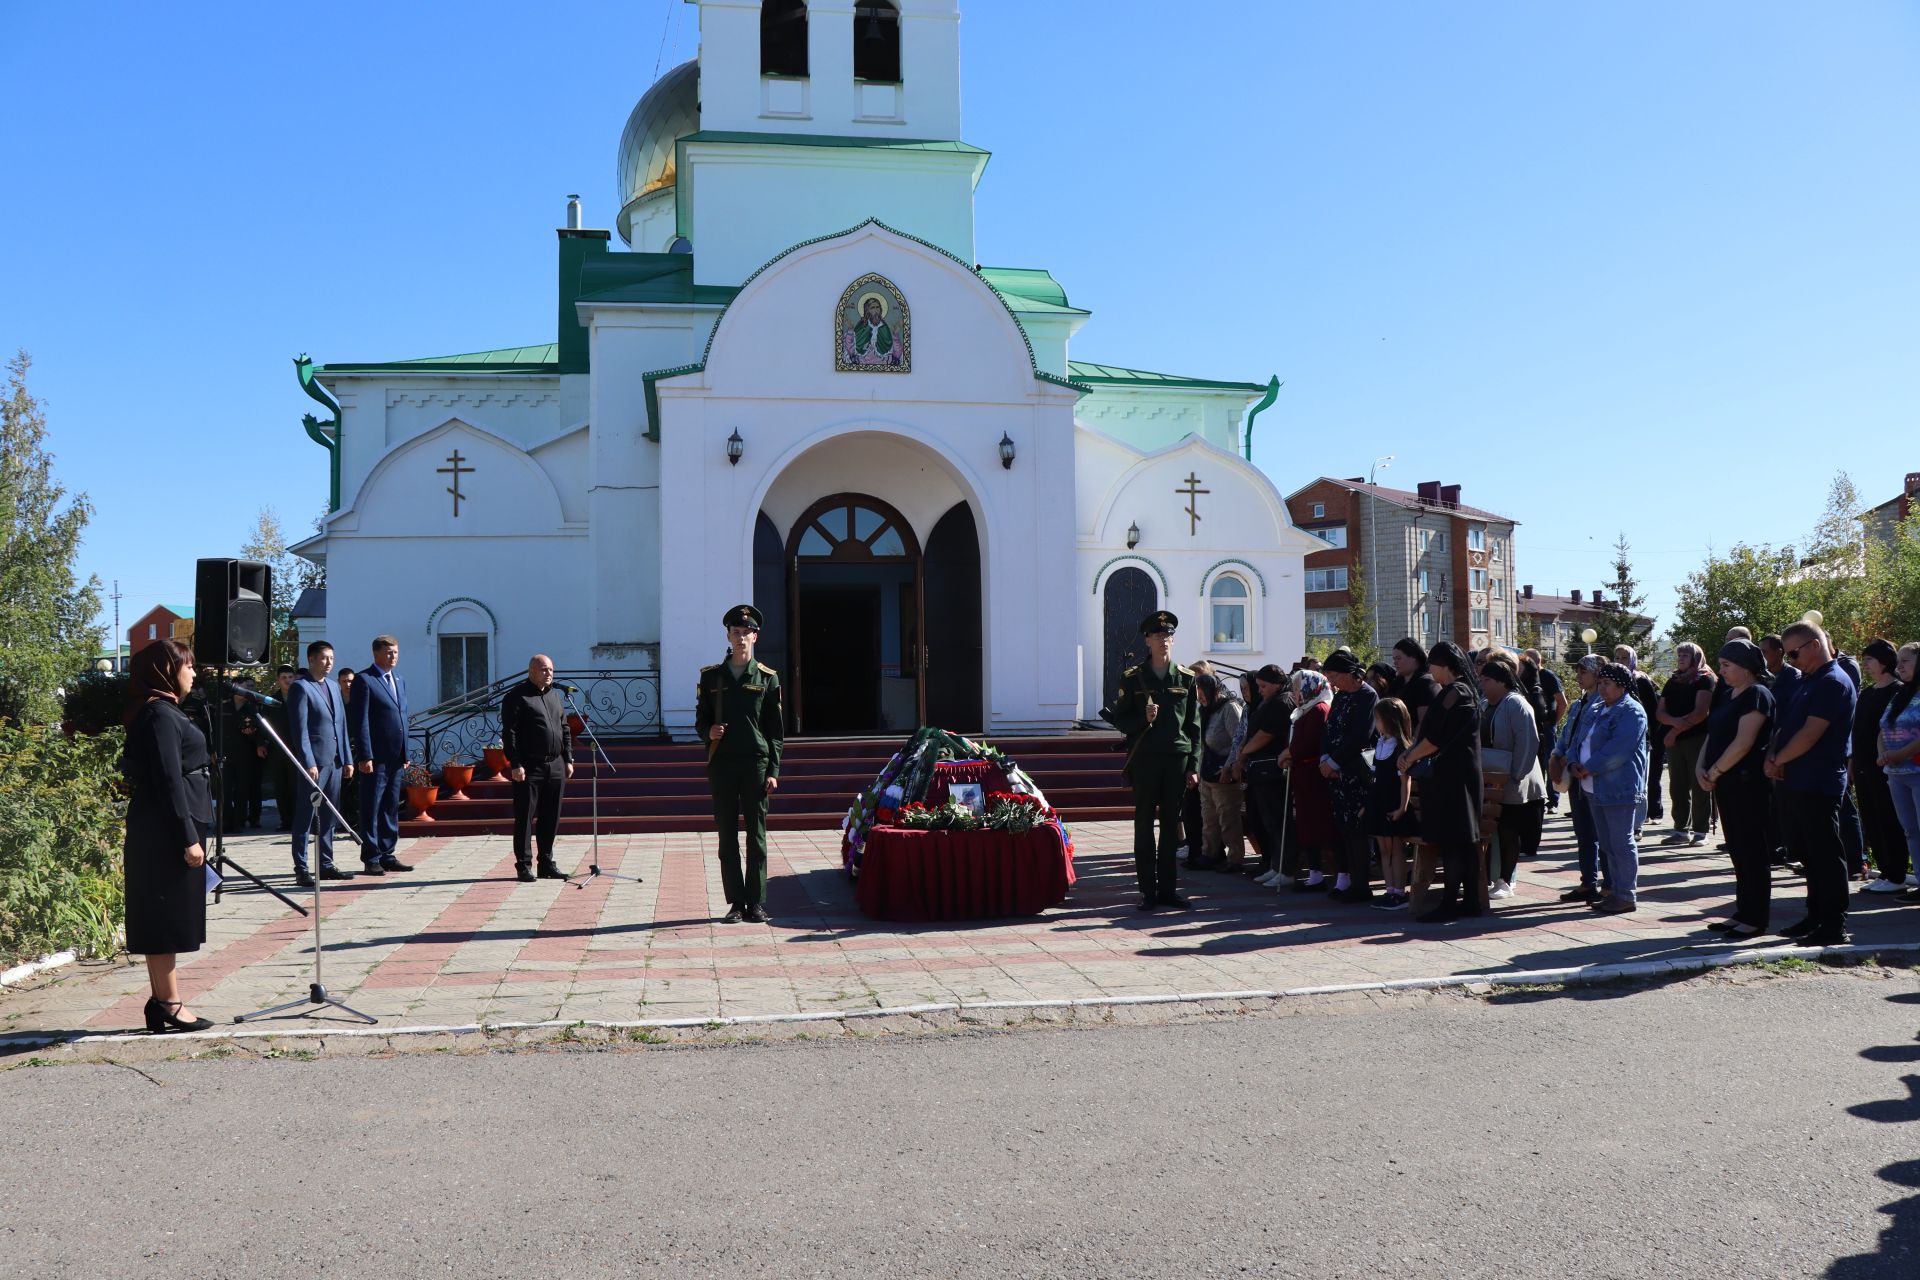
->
xmin=1280 ymin=668 xmax=1336 ymax=891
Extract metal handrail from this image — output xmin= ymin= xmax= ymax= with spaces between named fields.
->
xmin=408 ymin=669 xmax=664 ymax=769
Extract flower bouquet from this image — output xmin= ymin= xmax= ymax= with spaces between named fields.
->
xmin=839 ymin=726 xmax=1068 ymax=873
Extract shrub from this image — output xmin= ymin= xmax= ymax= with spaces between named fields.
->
xmin=0 ymin=721 xmax=126 ymax=965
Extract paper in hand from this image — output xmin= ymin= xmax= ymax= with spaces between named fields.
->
xmin=204 ymin=863 xmax=223 ymax=895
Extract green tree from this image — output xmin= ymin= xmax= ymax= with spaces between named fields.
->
xmin=1670 ymin=543 xmax=1800 ymax=647
xmin=240 ymin=506 xmax=304 ymax=667
xmin=0 ymin=352 xmax=102 ymax=724
xmin=1340 ymin=562 xmax=1380 ymax=666
xmin=1588 ymin=533 xmax=1651 ymax=657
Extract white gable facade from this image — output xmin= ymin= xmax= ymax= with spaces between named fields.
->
xmin=296 ymin=0 xmax=1321 ymax=735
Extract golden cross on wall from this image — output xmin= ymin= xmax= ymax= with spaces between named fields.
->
xmin=437 ymin=450 xmax=473 ymax=517
xmin=1177 ymin=472 xmax=1210 ymax=536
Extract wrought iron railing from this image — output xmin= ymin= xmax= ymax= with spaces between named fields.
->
xmin=408 ymin=669 xmax=663 ymax=768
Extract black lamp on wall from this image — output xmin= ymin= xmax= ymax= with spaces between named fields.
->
xmin=1126 ymin=521 xmax=1140 ymax=549
xmin=998 ymin=432 xmax=1016 ymax=470
xmin=726 ymin=429 xmax=744 ymax=466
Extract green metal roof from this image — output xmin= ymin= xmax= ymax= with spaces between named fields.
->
xmin=680 ymin=130 xmax=988 ymax=156
xmin=1066 ymin=361 xmax=1269 ymax=393
xmin=576 ymin=252 xmax=741 ymax=307
xmin=979 ymin=267 xmax=1072 ymax=310
xmin=317 ymin=344 xmax=559 ymax=374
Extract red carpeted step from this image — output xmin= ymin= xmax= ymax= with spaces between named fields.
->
xmin=404 ymin=731 xmax=1132 ymax=834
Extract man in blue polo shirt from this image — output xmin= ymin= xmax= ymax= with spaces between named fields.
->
xmin=1764 ymin=622 xmax=1857 ymax=946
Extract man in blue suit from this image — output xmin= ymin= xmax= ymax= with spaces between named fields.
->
xmin=347 ymin=633 xmax=415 ymax=876
xmin=287 ymin=640 xmax=355 ymax=888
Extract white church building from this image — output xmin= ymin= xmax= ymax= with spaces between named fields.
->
xmin=294 ymin=0 xmax=1321 ymax=739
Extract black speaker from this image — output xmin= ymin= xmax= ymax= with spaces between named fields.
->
xmin=194 ymin=558 xmax=273 ymax=666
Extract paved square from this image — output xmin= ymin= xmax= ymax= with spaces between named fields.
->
xmin=4 ymin=812 xmax=1913 ymax=1040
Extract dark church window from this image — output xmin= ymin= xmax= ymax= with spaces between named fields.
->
xmin=854 ymin=1 xmax=900 ymax=82
xmin=761 ymin=0 xmax=808 ymax=77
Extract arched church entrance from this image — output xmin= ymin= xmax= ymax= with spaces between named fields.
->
xmin=761 ymin=493 xmax=982 ymax=736
xmin=1102 ymin=566 xmax=1158 ymax=700
xmin=785 ymin=493 xmax=921 ymax=736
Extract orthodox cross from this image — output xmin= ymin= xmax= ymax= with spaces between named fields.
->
xmin=1176 ymin=472 xmax=1210 ymax=536
xmin=437 ymin=450 xmax=473 ymax=517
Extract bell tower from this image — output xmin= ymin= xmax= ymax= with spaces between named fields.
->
xmin=669 ymin=0 xmax=984 ymax=284
xmin=690 ymin=0 xmax=963 ymax=141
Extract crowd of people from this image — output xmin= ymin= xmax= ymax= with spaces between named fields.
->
xmin=1173 ymin=620 xmax=1920 ymax=942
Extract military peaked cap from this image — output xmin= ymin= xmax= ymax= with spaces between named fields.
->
xmin=1139 ymin=610 xmax=1179 ymax=636
xmin=723 ymin=604 xmax=764 ymax=630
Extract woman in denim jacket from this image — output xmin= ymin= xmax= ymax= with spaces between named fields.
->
xmin=1570 ymin=663 xmax=1650 ymax=913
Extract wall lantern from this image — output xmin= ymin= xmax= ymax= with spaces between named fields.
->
xmin=1126 ymin=521 xmax=1141 ymax=550
xmin=726 ymin=429 xmax=744 ymax=466
xmin=998 ymin=431 xmax=1016 ymax=470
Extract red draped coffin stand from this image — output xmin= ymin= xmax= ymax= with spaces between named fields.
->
xmin=855 ymin=822 xmax=1075 ymax=923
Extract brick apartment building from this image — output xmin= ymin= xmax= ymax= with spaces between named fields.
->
xmin=1284 ymin=478 xmax=1520 ymax=654
xmin=1516 ymin=587 xmax=1655 ymax=662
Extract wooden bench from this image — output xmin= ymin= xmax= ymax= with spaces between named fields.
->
xmin=1408 ymin=769 xmax=1507 ymax=916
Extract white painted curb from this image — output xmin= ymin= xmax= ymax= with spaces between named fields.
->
xmin=0 ymin=950 xmax=78 ymax=989
xmin=5 ymin=939 xmax=1914 ymax=1050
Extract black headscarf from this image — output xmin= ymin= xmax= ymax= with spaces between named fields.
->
xmin=1393 ymin=638 xmax=1429 ymax=672
xmin=1428 ymin=639 xmax=1484 ymax=709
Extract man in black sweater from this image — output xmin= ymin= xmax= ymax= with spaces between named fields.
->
xmin=500 ymin=654 xmax=574 ymax=882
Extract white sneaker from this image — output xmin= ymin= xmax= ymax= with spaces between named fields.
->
xmin=1175 ymin=845 xmax=1189 ymax=861
xmin=1489 ymin=880 xmax=1515 ymax=900
xmin=1256 ymin=870 xmax=1279 ymax=886
xmin=1907 ymin=873 xmax=1920 ymax=887
xmin=1687 ymin=833 xmax=1708 ymax=846
xmin=1660 ymin=831 xmax=1691 ymax=846
xmin=1863 ymin=878 xmax=1906 ymax=894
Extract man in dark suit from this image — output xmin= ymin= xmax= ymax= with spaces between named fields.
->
xmin=347 ymin=633 xmax=415 ymax=876
xmin=287 ymin=641 xmax=354 ymax=888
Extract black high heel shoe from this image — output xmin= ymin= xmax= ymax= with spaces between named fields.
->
xmin=144 ymin=997 xmax=215 ymax=1034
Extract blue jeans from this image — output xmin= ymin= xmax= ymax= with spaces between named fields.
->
xmin=1569 ymin=786 xmax=1606 ymax=889
xmin=1886 ymin=772 xmax=1920 ymax=882
xmin=1592 ymin=801 xmax=1641 ymax=904
xmin=359 ymin=761 xmax=405 ymax=865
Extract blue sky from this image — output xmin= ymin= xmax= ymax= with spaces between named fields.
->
xmin=4 ymin=1 xmax=1916 ymax=640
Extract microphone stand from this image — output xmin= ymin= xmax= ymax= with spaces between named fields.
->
xmin=209 ymin=677 xmax=307 ymax=916
xmin=234 ymin=701 xmax=377 ymax=1025
xmin=564 ymin=687 xmax=641 ymax=888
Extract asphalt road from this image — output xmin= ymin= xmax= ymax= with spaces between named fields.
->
xmin=4 ymin=968 xmax=1917 ymax=1279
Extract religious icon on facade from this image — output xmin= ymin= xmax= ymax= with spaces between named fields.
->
xmin=835 ymin=273 xmax=910 ymax=372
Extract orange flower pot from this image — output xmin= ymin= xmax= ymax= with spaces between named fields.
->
xmin=442 ymin=763 xmax=474 ymax=800
xmin=405 ymin=785 xmax=438 ymax=821
xmin=482 ymin=747 xmax=510 ymax=780
xmin=567 ymin=713 xmax=586 ymax=739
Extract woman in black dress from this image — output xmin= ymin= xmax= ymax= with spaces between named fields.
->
xmin=1389 ymin=638 xmax=1443 ymax=735
xmin=1398 ymin=640 xmax=1485 ymax=923
xmin=122 ymin=639 xmax=216 ymax=1033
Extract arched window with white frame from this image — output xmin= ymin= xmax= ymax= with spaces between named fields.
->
xmin=1208 ymin=573 xmax=1252 ymax=652
xmin=428 ymin=599 xmax=496 ymax=707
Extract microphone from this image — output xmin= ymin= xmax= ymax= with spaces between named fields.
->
xmin=557 ymin=684 xmax=580 ymax=694
xmin=230 ymin=686 xmax=281 ymax=707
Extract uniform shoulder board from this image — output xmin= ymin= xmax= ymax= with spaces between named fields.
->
xmin=1173 ymin=664 xmax=1194 ymax=677
xmin=699 ymin=662 xmax=722 ymax=674
xmin=755 ymin=662 xmax=777 ymax=677
xmin=1121 ymin=663 xmax=1141 ymax=679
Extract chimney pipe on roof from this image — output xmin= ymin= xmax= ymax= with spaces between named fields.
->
xmin=1906 ymin=472 xmax=1920 ymax=498
xmin=1571 ymin=589 xmax=1582 ymax=605
xmin=1417 ymin=481 xmax=1442 ymax=504
xmin=565 ymin=194 xmax=583 ymax=230
xmin=1440 ymin=484 xmax=1461 ymax=509
xmin=1522 ymin=584 xmax=1533 ymax=600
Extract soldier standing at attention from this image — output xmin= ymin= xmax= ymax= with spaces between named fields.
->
xmin=695 ymin=605 xmax=784 ymax=924
xmin=1103 ymin=610 xmax=1202 ymax=912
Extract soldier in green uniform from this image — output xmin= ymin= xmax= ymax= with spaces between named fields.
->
xmin=219 ymin=679 xmax=264 ymax=831
xmin=695 ymin=604 xmax=785 ymax=924
xmin=1102 ymin=610 xmax=1202 ymax=912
